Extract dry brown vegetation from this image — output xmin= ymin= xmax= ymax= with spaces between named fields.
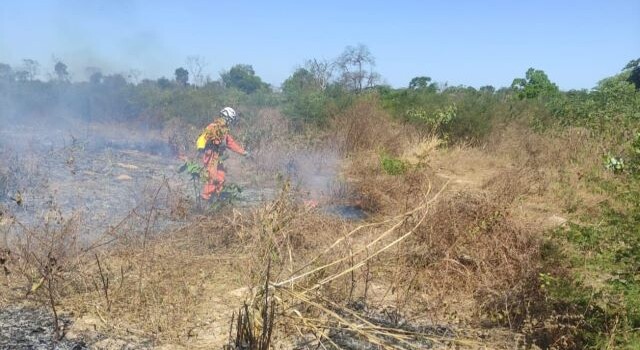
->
xmin=0 ymin=100 xmax=614 ymax=349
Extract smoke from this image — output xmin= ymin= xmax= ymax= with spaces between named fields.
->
xmin=52 ymin=30 xmax=177 ymax=81
xmin=0 ymin=1 xmax=180 ymax=82
xmin=286 ymin=148 xmax=344 ymax=201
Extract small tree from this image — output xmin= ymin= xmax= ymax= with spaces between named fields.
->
xmin=335 ymin=44 xmax=379 ymax=93
xmin=409 ymin=76 xmax=430 ymax=89
xmin=54 ymin=61 xmax=70 ymax=82
xmin=282 ymin=67 xmax=331 ymax=125
xmin=221 ymin=64 xmax=268 ymax=94
xmin=305 ymin=58 xmax=334 ymax=90
xmin=408 ymin=76 xmax=438 ymax=92
xmin=21 ymin=59 xmax=40 ymax=81
xmin=511 ymin=68 xmax=559 ymax=99
xmin=186 ymin=56 xmax=208 ymax=87
xmin=175 ymin=67 xmax=189 ymax=86
xmin=157 ymin=77 xmax=172 ymax=89
xmin=282 ymin=68 xmax=316 ymax=92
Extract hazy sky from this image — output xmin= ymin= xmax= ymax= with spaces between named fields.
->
xmin=1 ymin=0 xmax=638 ymax=89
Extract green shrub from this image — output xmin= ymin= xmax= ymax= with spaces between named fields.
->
xmin=540 ymin=180 xmax=640 ymax=348
xmin=405 ymin=104 xmax=457 ymax=133
xmin=380 ymin=153 xmax=408 ymax=175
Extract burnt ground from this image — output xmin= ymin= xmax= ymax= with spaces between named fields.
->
xmin=0 ymin=125 xmax=188 ymax=348
xmin=0 ymin=306 xmax=85 ymax=350
xmin=0 ymin=123 xmax=359 ymax=231
xmin=0 ymin=124 xmax=191 ymax=234
xmin=0 ymin=305 xmax=156 ymax=350
xmin=0 ymin=123 xmax=365 ymax=349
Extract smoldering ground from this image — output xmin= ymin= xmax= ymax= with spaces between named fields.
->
xmin=0 ymin=107 xmax=361 ymax=241
xmin=0 ymin=120 xmax=188 ymax=237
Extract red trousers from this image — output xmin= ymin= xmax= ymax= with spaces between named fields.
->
xmin=201 ymin=149 xmax=226 ymax=200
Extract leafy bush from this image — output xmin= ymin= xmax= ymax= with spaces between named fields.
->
xmin=379 ymin=84 xmax=516 ymax=142
xmin=380 ymin=153 xmax=408 ymax=175
xmin=405 ymin=104 xmax=457 ymax=133
xmin=551 ymin=75 xmax=640 ymax=132
xmin=282 ymin=89 xmax=331 ymax=126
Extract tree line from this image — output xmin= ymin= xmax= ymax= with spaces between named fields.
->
xmin=1 ymin=45 xmax=638 ymax=140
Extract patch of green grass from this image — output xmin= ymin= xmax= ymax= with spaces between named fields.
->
xmin=380 ymin=153 xmax=408 ymax=175
xmin=542 ymin=181 xmax=640 ymax=348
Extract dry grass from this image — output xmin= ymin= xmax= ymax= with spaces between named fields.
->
xmin=0 ymin=102 xmax=616 ymax=349
xmin=331 ymin=96 xmax=418 ymax=155
xmin=0 ymin=176 xmax=535 ymax=348
xmin=224 ymin=181 xmax=485 ymax=349
xmin=342 ymin=162 xmax=541 ymax=328
xmin=229 ymin=114 xmax=606 ymax=347
xmin=401 ymin=136 xmax=443 ymax=166
xmin=484 ymin=124 xmax=611 ymax=217
xmin=0 ymin=179 xmax=232 ymax=343
xmin=323 ymin=102 xmax=608 ymax=346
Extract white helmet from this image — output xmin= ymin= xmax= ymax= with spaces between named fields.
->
xmin=220 ymin=107 xmax=237 ymax=124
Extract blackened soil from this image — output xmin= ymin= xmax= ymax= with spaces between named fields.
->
xmin=0 ymin=306 xmax=86 ymax=350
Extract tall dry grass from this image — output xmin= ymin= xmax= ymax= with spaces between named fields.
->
xmin=331 ymin=96 xmax=417 ymax=155
xmin=323 ymin=98 xmax=621 ymax=348
xmin=0 ymin=101 xmax=614 ymax=348
xmin=484 ymin=123 xmax=611 ymax=218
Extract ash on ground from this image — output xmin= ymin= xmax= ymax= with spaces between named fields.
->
xmin=0 ymin=306 xmax=85 ymax=350
xmin=0 ymin=306 xmax=153 ymax=350
xmin=0 ymin=125 xmax=191 ymax=236
xmin=295 ymin=301 xmax=457 ymax=349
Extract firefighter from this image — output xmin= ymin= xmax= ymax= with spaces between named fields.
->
xmin=197 ymin=107 xmax=247 ymax=201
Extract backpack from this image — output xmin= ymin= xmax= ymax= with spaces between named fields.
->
xmin=196 ymin=133 xmax=207 ymax=150
xmin=196 ymin=119 xmax=229 ymax=150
